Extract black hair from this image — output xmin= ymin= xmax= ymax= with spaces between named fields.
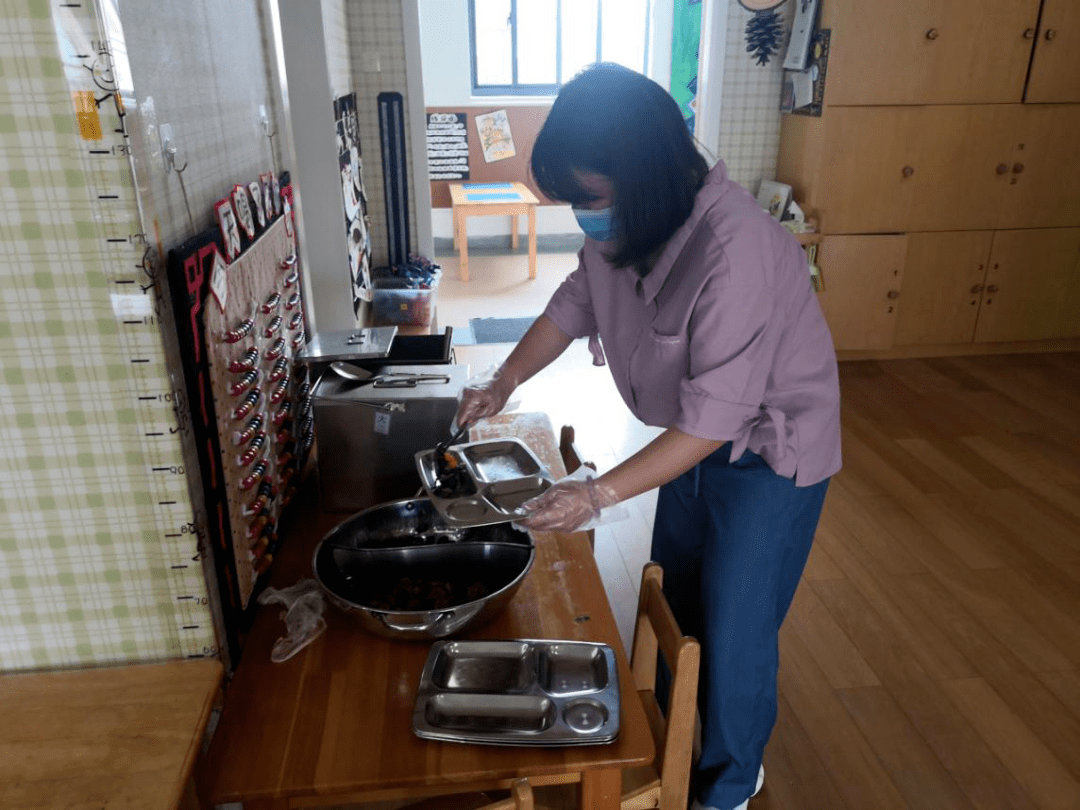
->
xmin=531 ymin=63 xmax=710 ymax=274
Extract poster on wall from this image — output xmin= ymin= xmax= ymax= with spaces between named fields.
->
xmin=427 ymin=112 xmax=470 ymax=180
xmin=475 ymin=109 xmax=515 ymax=163
xmin=670 ymin=0 xmax=702 ymax=133
xmin=334 ymin=93 xmax=372 ymax=316
xmin=784 ymin=28 xmax=830 ymax=116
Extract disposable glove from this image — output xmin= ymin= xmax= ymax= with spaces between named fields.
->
xmin=454 ymin=367 xmax=516 ymax=428
xmin=515 ymin=476 xmax=620 ymax=533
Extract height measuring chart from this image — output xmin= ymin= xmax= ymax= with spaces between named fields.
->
xmin=67 ymin=0 xmax=218 ymax=660
xmin=0 ymin=0 xmax=215 ymax=668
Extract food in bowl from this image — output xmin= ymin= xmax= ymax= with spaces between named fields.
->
xmin=312 ymin=498 xmax=535 ymax=639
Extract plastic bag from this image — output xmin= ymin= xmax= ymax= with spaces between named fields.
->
xmin=453 ymin=363 xmax=521 ymax=430
xmin=515 ymin=465 xmax=629 ymax=532
xmin=257 ymin=579 xmax=327 ymax=663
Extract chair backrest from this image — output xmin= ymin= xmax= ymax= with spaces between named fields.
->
xmin=629 ymin=563 xmax=701 ymax=810
xmin=559 ymin=425 xmax=597 ymax=550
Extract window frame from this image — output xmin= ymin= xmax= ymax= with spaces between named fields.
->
xmin=468 ymin=0 xmax=650 ymax=97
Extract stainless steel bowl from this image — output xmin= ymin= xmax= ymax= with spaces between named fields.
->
xmin=312 ymin=498 xmax=534 ymax=640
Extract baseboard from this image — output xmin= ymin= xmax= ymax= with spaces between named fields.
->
xmin=434 ymin=233 xmax=584 ymax=254
xmin=837 ymin=338 xmax=1080 ymax=361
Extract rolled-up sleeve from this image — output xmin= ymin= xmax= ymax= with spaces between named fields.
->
xmin=541 ymin=249 xmax=598 ymax=339
xmin=675 ymin=280 xmax=778 ymax=444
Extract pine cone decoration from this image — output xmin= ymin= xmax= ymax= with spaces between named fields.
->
xmin=745 ymin=10 xmax=783 ymax=66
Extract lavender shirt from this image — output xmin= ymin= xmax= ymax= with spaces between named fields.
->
xmin=542 ymin=161 xmax=841 ymax=486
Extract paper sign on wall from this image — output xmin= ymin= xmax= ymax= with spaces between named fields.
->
xmin=427 ymin=112 xmax=469 ymax=180
xmin=475 ymin=109 xmax=515 ymax=163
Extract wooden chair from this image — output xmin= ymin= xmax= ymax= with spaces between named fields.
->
xmin=558 ymin=425 xmax=598 ymax=551
xmin=533 ymin=563 xmax=702 ymax=810
xmin=393 ymin=778 xmax=534 ymax=810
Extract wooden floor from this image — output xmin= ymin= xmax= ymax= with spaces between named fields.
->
xmin=441 ymin=252 xmax=1080 ymax=809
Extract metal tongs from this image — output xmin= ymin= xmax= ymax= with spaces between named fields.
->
xmin=431 ymin=422 xmax=471 ymax=493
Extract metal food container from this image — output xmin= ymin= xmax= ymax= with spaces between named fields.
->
xmin=312 ymin=498 xmax=535 ymax=639
xmin=415 ymin=438 xmax=553 ymax=527
xmin=413 ymin=639 xmax=620 ymax=745
xmin=298 ymin=326 xmax=454 ymax=379
xmin=311 ymin=364 xmax=470 ymax=511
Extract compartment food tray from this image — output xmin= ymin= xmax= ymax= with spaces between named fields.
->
xmin=413 ymin=639 xmax=620 ymax=746
xmin=415 ymin=438 xmax=553 ymax=528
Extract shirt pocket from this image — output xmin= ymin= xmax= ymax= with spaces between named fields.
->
xmin=627 ymin=327 xmax=690 ymax=425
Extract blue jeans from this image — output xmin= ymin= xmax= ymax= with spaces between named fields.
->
xmin=650 ymin=445 xmax=829 ymax=810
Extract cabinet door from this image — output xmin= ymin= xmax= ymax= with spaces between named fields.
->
xmin=1026 ymin=0 xmax=1080 ymax=103
xmin=895 ymin=232 xmax=994 ymax=346
xmin=815 ymin=108 xmax=919 ymax=234
xmin=997 ymin=105 xmax=1080 ymax=229
xmin=907 ymin=106 xmax=1016 ymax=232
xmin=817 ymin=235 xmax=907 ymax=351
xmin=974 ymin=228 xmax=1080 ymax=343
xmin=823 ymin=0 xmax=1040 ymax=105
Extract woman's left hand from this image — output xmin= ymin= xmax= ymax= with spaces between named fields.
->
xmin=515 ymin=477 xmax=619 ymax=533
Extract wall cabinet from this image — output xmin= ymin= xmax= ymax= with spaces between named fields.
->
xmin=816 ymin=236 xmax=906 ymax=351
xmin=823 ymin=0 xmax=1041 ymax=106
xmin=781 ymin=0 xmax=1080 ymax=355
xmin=779 ymin=105 xmax=1080 ymax=235
xmin=861 ymin=229 xmax=1080 ymax=350
xmin=893 ymin=232 xmax=994 ymax=347
xmin=996 ymin=105 xmax=1080 ymax=229
xmin=1026 ymin=0 xmax=1080 ymax=103
xmin=974 ymin=228 xmax=1080 ymax=342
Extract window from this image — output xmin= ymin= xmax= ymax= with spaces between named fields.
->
xmin=469 ymin=0 xmax=651 ymax=96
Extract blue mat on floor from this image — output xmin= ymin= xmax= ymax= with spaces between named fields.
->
xmin=469 ymin=316 xmax=537 ymax=344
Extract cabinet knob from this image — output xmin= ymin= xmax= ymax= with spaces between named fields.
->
xmin=1045 ymin=28 xmax=1057 ymax=41
xmin=1024 ymin=27 xmax=1036 ymax=39
xmin=902 ymin=165 xmax=916 ymax=178
xmin=986 ymin=284 xmax=999 ymax=293
xmin=926 ymin=28 xmax=940 ymax=40
xmin=996 ymin=163 xmax=1010 ymax=175
xmin=970 ymin=284 xmax=984 ymax=294
xmin=887 ymin=290 xmax=901 ymax=300
xmin=1013 ymin=162 xmax=1025 ymax=174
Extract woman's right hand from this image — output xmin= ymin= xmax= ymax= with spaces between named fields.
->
xmin=454 ymin=371 xmax=516 ymax=428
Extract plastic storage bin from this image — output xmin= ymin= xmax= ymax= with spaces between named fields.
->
xmin=371 ymin=274 xmax=440 ymax=327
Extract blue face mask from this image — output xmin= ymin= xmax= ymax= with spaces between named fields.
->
xmin=572 ymin=206 xmax=616 ymax=241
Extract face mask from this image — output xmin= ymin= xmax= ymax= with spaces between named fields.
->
xmin=572 ymin=206 xmax=616 ymax=241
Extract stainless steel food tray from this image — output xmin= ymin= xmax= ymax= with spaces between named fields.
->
xmin=415 ymin=439 xmax=553 ymax=528
xmin=413 ymin=639 xmax=620 ymax=746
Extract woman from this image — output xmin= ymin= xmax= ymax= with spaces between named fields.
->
xmin=455 ymin=63 xmax=840 ymax=810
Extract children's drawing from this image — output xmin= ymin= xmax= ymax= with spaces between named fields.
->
xmin=475 ymin=109 xmax=515 ymax=163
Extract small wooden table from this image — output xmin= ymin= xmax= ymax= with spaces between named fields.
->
xmin=0 ymin=658 xmax=223 ymax=809
xmin=202 ymin=413 xmax=653 ymax=809
xmin=449 ymin=181 xmax=539 ymax=282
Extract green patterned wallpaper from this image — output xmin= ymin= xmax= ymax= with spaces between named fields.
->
xmin=0 ymin=0 xmax=216 ymax=670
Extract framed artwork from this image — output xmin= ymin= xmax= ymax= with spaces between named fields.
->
xmin=757 ymin=180 xmax=792 ymax=219
xmin=232 ymin=184 xmax=256 ymax=241
xmin=281 ymin=184 xmax=295 ymax=251
xmin=271 ymin=173 xmax=282 ymax=215
xmin=260 ymin=173 xmax=274 ymax=222
xmin=248 ymin=180 xmax=266 ymax=230
xmin=215 ymin=197 xmax=241 ymax=261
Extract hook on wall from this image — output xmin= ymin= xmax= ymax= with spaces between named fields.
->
xmin=160 ymin=122 xmax=196 ymax=234
xmin=260 ymin=104 xmax=278 ymax=177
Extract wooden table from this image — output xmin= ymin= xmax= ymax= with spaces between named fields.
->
xmin=202 ymin=413 xmax=653 ymax=809
xmin=449 ymin=182 xmax=539 ymax=282
xmin=0 ymin=658 xmax=223 ymax=809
